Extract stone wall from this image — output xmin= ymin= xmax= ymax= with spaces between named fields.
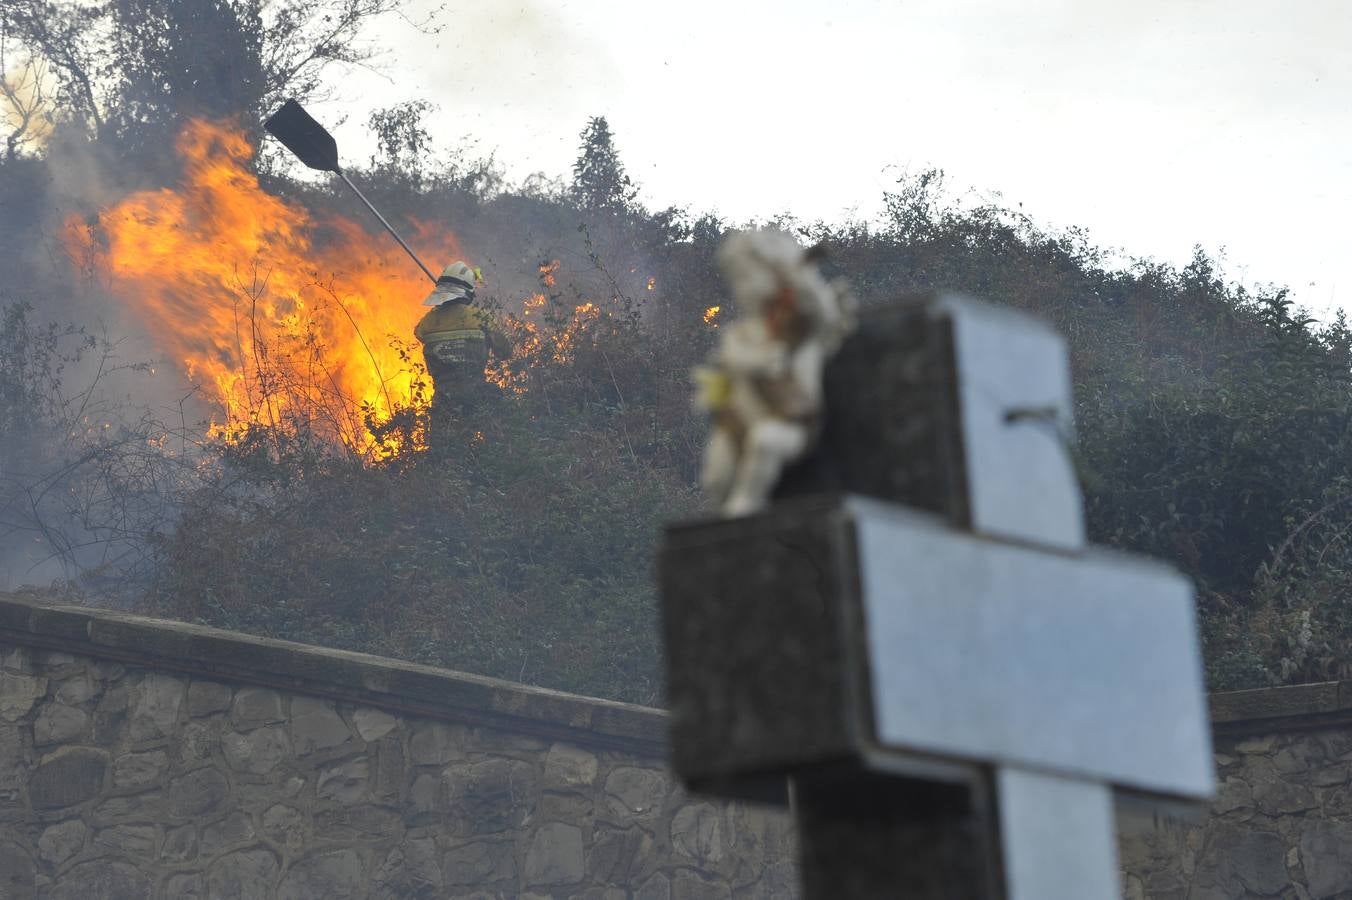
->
xmin=1120 ymin=682 xmax=1352 ymax=899
xmin=9 ymin=591 xmax=1352 ymax=900
xmin=0 ymin=595 xmax=796 ymax=899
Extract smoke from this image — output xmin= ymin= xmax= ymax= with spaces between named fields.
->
xmin=0 ymin=122 xmax=201 ymax=594
xmin=409 ymin=1 xmax=619 ymax=106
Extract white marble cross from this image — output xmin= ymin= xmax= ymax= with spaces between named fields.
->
xmin=852 ymin=297 xmax=1212 ymax=899
xmin=661 ymin=293 xmax=1215 ymax=900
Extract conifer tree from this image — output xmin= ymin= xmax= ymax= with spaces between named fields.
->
xmin=571 ymin=116 xmax=636 ymax=213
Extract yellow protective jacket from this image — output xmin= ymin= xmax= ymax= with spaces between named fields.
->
xmin=414 ymin=301 xmax=509 ymax=370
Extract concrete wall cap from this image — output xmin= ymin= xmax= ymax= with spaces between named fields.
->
xmin=0 ymin=593 xmax=665 ymax=754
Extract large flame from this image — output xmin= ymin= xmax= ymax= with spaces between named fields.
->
xmin=65 ymin=120 xmax=461 ymax=458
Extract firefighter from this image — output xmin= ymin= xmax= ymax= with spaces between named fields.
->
xmin=414 ymin=261 xmax=510 ymax=424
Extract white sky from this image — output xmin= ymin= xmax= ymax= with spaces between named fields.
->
xmin=320 ymin=0 xmax=1352 ymax=319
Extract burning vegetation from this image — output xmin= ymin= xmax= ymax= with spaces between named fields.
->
xmin=3 ymin=1 xmax=1352 ymax=704
xmin=61 ymin=118 xmax=659 ymax=463
xmin=65 ymin=120 xmax=448 ymax=459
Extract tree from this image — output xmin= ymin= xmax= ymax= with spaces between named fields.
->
xmin=1 ymin=2 xmax=103 ymax=135
xmin=105 ymin=0 xmax=268 ymax=164
xmin=0 ymin=44 xmax=55 ymax=159
xmin=571 ymin=116 xmax=636 ymax=213
xmin=368 ymin=99 xmax=435 ymax=184
xmin=1 ymin=0 xmax=439 ymax=156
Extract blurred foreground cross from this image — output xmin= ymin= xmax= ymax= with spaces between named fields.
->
xmin=659 ymin=294 xmax=1215 ymax=899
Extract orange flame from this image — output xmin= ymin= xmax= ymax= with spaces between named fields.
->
xmin=703 ymin=305 xmax=721 ymax=326
xmin=487 ymin=263 xmax=607 ymax=396
xmin=64 ymin=120 xmax=463 ymax=459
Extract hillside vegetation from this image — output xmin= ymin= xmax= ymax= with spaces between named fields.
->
xmin=3 ymin=5 xmax=1351 ymax=702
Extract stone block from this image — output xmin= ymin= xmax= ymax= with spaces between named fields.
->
xmin=45 ymin=859 xmax=150 ymax=900
xmin=671 ymin=869 xmax=732 ymax=900
xmin=1253 ymin=778 xmax=1316 ymax=815
xmin=205 ymin=846 xmax=280 ymax=899
xmin=0 ymin=673 xmax=47 ymax=721
xmin=636 ymin=873 xmax=671 ymax=900
xmin=0 ymin=647 xmax=30 ymax=674
xmin=409 ymin=721 xmax=465 ymax=764
xmin=231 ymin=687 xmax=285 ymax=729
xmin=261 ymin=804 xmax=306 ymax=854
xmin=222 ymin=724 xmax=291 ymax=774
xmin=1312 ymin=763 xmax=1350 ymax=788
xmin=162 ymin=872 xmax=205 ymax=899
xmin=443 ymin=839 xmax=518 ymax=885
xmin=291 ymin=696 xmax=352 ymax=754
xmin=1301 ymin=821 xmax=1352 ymax=897
xmin=0 ymin=722 xmax=30 ymax=787
xmin=94 ymin=823 xmax=158 ymax=857
xmin=39 ymin=819 xmax=87 ymax=866
xmin=672 ymin=804 xmax=728 ymax=866
xmin=33 ymin=702 xmax=88 ymax=745
xmin=544 ymin=743 xmax=599 ymax=792
xmin=407 ymin=771 xmax=441 ymax=815
xmin=201 ymin=811 xmax=256 ymax=857
xmin=168 ymin=767 xmax=230 ymax=819
xmin=92 ymin=683 xmax=130 ymax=744
xmin=278 ymin=848 xmax=366 ymax=899
xmin=187 ymin=681 xmax=233 ymax=717
xmin=540 ymin=791 xmax=592 ymax=821
xmin=1197 ymin=824 xmax=1288 ymax=897
xmin=30 ymin=746 xmax=108 ymax=809
xmin=162 ymin=824 xmax=198 ymax=862
xmin=55 ymin=673 xmax=97 ymax=705
xmin=114 ymin=749 xmax=169 ymax=790
xmin=371 ymin=734 xmax=404 ymax=801
xmin=447 ymin=758 xmax=539 ymax=835
xmin=353 ymin=707 xmax=398 ymax=742
xmin=524 ymin=822 xmax=584 ymax=886
xmin=604 ymin=766 xmax=668 ymax=819
xmin=177 ymin=721 xmax=218 ymax=766
xmin=128 ymin=673 xmax=186 ymax=742
xmin=1273 ymin=748 xmax=1305 ymax=774
xmin=92 ymin=790 xmax=166 ymax=824
xmin=588 ymin=826 xmax=654 ymax=885
xmin=373 ymin=844 xmax=442 ymax=900
xmin=315 ymin=804 xmax=404 ymax=843
xmin=318 ymin=756 xmax=370 ymax=804
xmin=1212 ymin=777 xmax=1253 ymax=815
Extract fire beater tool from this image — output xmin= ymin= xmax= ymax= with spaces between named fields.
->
xmin=263 ymin=99 xmax=437 ymax=284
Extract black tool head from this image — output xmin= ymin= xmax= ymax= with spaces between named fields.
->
xmin=264 ymin=99 xmax=340 ymax=172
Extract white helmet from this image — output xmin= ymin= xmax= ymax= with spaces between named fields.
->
xmin=423 ymin=261 xmax=477 ymax=306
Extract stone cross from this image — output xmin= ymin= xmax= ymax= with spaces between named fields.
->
xmin=659 ymin=293 xmax=1215 ymax=899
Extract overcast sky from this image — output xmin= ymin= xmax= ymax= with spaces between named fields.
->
xmin=320 ymin=0 xmax=1352 ymax=318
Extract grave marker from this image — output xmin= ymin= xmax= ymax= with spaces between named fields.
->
xmin=660 ymin=293 xmax=1214 ymax=899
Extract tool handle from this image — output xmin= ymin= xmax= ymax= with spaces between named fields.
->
xmin=336 ymin=170 xmax=437 ymax=284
